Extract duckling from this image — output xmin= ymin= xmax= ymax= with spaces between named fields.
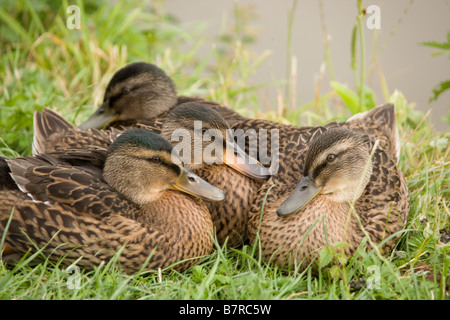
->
xmin=79 ymin=62 xmax=245 ymax=130
xmin=0 ymin=129 xmax=225 ymax=273
xmin=33 ymin=104 xmax=270 ymax=247
xmin=246 ymin=104 xmax=409 ymax=270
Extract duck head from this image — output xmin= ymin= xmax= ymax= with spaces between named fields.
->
xmin=79 ymin=62 xmax=177 ymax=129
xmin=277 ymin=128 xmax=373 ymax=217
xmin=160 ymin=102 xmax=270 ymax=180
xmin=103 ymin=129 xmax=225 ymax=204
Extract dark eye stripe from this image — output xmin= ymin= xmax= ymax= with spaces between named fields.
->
xmin=109 ymin=94 xmax=122 ymax=106
xmin=166 ymin=162 xmax=181 ymax=176
xmin=135 ymin=156 xmax=181 ymax=176
xmin=312 ymin=160 xmax=328 ymax=179
xmin=311 ymin=152 xmax=342 ymax=178
xmin=108 ymin=84 xmax=148 ymax=105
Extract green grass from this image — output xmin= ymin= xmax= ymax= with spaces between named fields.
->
xmin=0 ymin=1 xmax=449 ymax=300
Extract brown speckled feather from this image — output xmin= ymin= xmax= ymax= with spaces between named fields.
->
xmin=33 ymin=108 xmax=120 ymax=156
xmin=1 ymin=144 xmax=214 ymax=274
xmin=1 ymin=191 xmax=212 ymax=273
xmin=193 ymin=164 xmax=263 ymax=246
xmin=107 ymin=95 xmax=247 ymax=130
xmin=245 ymin=104 xmax=409 ymax=270
xmin=345 ymin=104 xmax=400 ymax=163
xmin=32 ymin=107 xmax=261 ymax=248
xmin=231 ymin=104 xmax=400 ymax=166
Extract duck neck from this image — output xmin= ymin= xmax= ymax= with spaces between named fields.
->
xmin=191 ymin=163 xmax=223 ymax=184
xmin=137 ymin=190 xmax=213 ymax=244
xmin=305 ymin=196 xmax=363 ymax=249
xmin=191 ymin=164 xmax=262 ymax=205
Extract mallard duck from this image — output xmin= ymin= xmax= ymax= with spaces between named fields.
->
xmin=230 ymin=102 xmax=401 ymax=167
xmin=246 ymin=104 xmax=409 ymax=270
xmin=0 ymin=129 xmax=226 ymax=273
xmin=33 ymin=103 xmax=270 ymax=247
xmin=74 ymin=61 xmax=298 ymax=170
xmin=78 ymin=62 xmax=246 ymax=130
xmin=76 ymin=60 xmax=305 ymax=166
xmin=160 ymin=102 xmax=270 ymax=246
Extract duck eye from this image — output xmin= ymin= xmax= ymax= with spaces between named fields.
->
xmin=327 ymin=154 xmax=336 ymax=162
xmin=202 ymin=127 xmax=208 ymax=134
xmin=123 ymin=87 xmax=131 ymax=94
xmin=150 ymin=156 xmax=161 ymax=163
xmin=97 ymin=107 xmax=105 ymax=114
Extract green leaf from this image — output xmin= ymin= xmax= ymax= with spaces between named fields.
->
xmin=361 ymin=85 xmax=376 ymax=110
xmin=429 ymin=80 xmax=450 ymax=103
xmin=389 ymin=89 xmax=407 ymax=110
xmin=329 ymin=265 xmax=341 ymax=280
xmin=420 ymin=41 xmax=450 ymax=51
xmin=190 ymin=265 xmax=205 ymax=284
xmin=330 ymin=81 xmax=359 ymax=114
xmin=330 ymin=82 xmax=375 ymax=113
xmin=319 ymin=248 xmax=333 ymax=268
xmin=332 ymin=241 xmax=350 ymax=249
xmin=214 ymin=274 xmax=232 ymax=285
xmin=336 ymin=252 xmax=348 ymax=266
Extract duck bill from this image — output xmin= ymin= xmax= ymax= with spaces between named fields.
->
xmin=78 ymin=102 xmax=120 ymax=130
xmin=277 ymin=175 xmax=323 ymax=217
xmin=169 ymin=168 xmax=225 ymax=202
xmin=223 ymin=141 xmax=271 ymax=180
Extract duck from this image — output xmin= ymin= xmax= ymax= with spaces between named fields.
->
xmin=229 ymin=102 xmax=401 ymax=168
xmin=160 ymin=102 xmax=270 ymax=246
xmin=32 ymin=103 xmax=271 ymax=247
xmin=78 ymin=62 xmax=246 ymax=130
xmin=74 ymin=61 xmax=300 ymax=168
xmin=246 ymin=103 xmax=410 ymax=271
xmin=0 ymin=129 xmax=226 ymax=273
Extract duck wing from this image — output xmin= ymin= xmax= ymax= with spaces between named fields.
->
xmin=33 ymin=108 xmax=120 ymax=155
xmin=345 ymin=103 xmax=400 ymax=164
xmin=0 ymin=190 xmax=175 ymax=273
xmin=0 ymin=156 xmax=178 ymax=273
